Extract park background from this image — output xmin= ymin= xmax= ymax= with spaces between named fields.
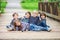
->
xmin=0 ymin=0 xmax=60 ymax=40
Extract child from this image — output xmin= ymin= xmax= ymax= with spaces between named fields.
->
xmin=6 ymin=12 xmax=21 ymax=31
xmin=6 ymin=12 xmax=30 ymax=31
xmin=21 ymin=12 xmax=31 ymax=23
xmin=37 ymin=13 xmax=51 ymax=32
xmin=21 ymin=12 xmax=31 ymax=31
xmin=13 ymin=19 xmax=30 ymax=31
xmin=10 ymin=12 xmax=21 ymax=25
xmin=30 ymin=13 xmax=51 ymax=32
xmin=13 ymin=19 xmax=22 ymax=31
xmin=29 ymin=11 xmax=39 ymax=25
xmin=37 ymin=13 xmax=47 ymax=27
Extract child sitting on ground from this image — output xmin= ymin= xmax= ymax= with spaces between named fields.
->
xmin=13 ymin=19 xmax=30 ymax=31
xmin=6 ymin=12 xmax=30 ymax=31
xmin=29 ymin=11 xmax=39 ymax=25
xmin=37 ymin=13 xmax=51 ymax=32
xmin=30 ymin=13 xmax=51 ymax=32
xmin=6 ymin=12 xmax=21 ymax=31
xmin=21 ymin=12 xmax=31 ymax=31
xmin=21 ymin=11 xmax=31 ymax=23
xmin=13 ymin=19 xmax=22 ymax=31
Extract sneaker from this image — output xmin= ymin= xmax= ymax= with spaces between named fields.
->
xmin=47 ymin=27 xmax=52 ymax=32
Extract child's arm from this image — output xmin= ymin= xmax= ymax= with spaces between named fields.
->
xmin=41 ymin=19 xmax=47 ymax=27
xmin=10 ymin=19 xmax=14 ymax=25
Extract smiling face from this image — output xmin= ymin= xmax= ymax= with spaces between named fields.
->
xmin=13 ymin=13 xmax=18 ymax=19
xmin=41 ymin=15 xmax=45 ymax=19
xmin=40 ymin=13 xmax=46 ymax=19
xmin=13 ymin=14 xmax=18 ymax=19
xmin=25 ymin=12 xmax=31 ymax=18
xmin=32 ymin=12 xmax=38 ymax=17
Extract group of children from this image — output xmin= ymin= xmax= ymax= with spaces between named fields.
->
xmin=6 ymin=11 xmax=51 ymax=32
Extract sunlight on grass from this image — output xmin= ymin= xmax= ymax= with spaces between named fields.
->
xmin=21 ymin=0 xmax=38 ymax=11
xmin=21 ymin=3 xmax=38 ymax=11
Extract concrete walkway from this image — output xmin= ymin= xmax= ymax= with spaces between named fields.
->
xmin=0 ymin=0 xmax=60 ymax=40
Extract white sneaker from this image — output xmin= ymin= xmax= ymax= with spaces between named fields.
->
xmin=47 ymin=27 xmax=52 ymax=32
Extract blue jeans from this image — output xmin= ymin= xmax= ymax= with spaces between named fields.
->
xmin=30 ymin=24 xmax=49 ymax=31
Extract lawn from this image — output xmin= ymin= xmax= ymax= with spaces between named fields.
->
xmin=21 ymin=0 xmax=38 ymax=11
xmin=0 ymin=1 xmax=7 ymax=14
xmin=21 ymin=3 xmax=38 ymax=11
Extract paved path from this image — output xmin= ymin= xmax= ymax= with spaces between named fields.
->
xmin=0 ymin=0 xmax=60 ymax=40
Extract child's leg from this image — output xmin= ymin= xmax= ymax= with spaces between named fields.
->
xmin=41 ymin=27 xmax=48 ymax=31
xmin=41 ymin=26 xmax=51 ymax=32
xmin=46 ymin=26 xmax=51 ymax=32
xmin=22 ymin=23 xmax=30 ymax=31
xmin=26 ymin=23 xmax=30 ymax=31
xmin=22 ymin=25 xmax=27 ymax=31
xmin=30 ymin=24 xmax=42 ymax=31
xmin=15 ymin=27 xmax=19 ymax=31
xmin=30 ymin=24 xmax=35 ymax=31
xmin=6 ymin=25 xmax=14 ymax=31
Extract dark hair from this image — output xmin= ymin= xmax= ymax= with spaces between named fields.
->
xmin=13 ymin=20 xmax=22 ymax=31
xmin=25 ymin=12 xmax=31 ymax=16
xmin=12 ymin=12 xmax=18 ymax=17
xmin=38 ymin=11 xmax=41 ymax=14
xmin=40 ymin=13 xmax=46 ymax=17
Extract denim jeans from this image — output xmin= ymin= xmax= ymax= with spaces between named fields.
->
xmin=30 ymin=24 xmax=49 ymax=31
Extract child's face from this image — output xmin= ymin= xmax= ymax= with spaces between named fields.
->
xmin=13 ymin=14 xmax=18 ymax=19
xmin=25 ymin=13 xmax=30 ymax=18
xmin=32 ymin=12 xmax=38 ymax=17
xmin=15 ymin=21 xmax=21 ymax=26
xmin=41 ymin=15 xmax=45 ymax=19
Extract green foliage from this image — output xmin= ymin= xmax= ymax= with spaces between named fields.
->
xmin=0 ymin=0 xmax=7 ymax=14
xmin=21 ymin=0 xmax=39 ymax=3
xmin=21 ymin=0 xmax=38 ymax=11
xmin=21 ymin=3 xmax=38 ymax=11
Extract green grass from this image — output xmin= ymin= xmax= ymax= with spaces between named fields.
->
xmin=21 ymin=0 xmax=38 ymax=11
xmin=21 ymin=0 xmax=39 ymax=3
xmin=21 ymin=3 xmax=38 ymax=11
xmin=0 ymin=1 xmax=7 ymax=14
xmin=21 ymin=0 xmax=60 ymax=11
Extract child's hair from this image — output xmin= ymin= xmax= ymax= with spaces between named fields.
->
xmin=33 ymin=10 xmax=38 ymax=14
xmin=25 ymin=12 xmax=31 ymax=16
xmin=12 ymin=12 xmax=18 ymax=17
xmin=38 ymin=11 xmax=41 ymax=14
xmin=40 ymin=13 xmax=46 ymax=18
xmin=13 ymin=20 xmax=22 ymax=31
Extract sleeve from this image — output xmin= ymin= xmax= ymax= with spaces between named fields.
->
xmin=41 ymin=19 xmax=47 ymax=27
xmin=36 ymin=17 xmax=40 ymax=25
xmin=20 ymin=17 xmax=25 ymax=22
xmin=10 ymin=19 xmax=14 ymax=25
